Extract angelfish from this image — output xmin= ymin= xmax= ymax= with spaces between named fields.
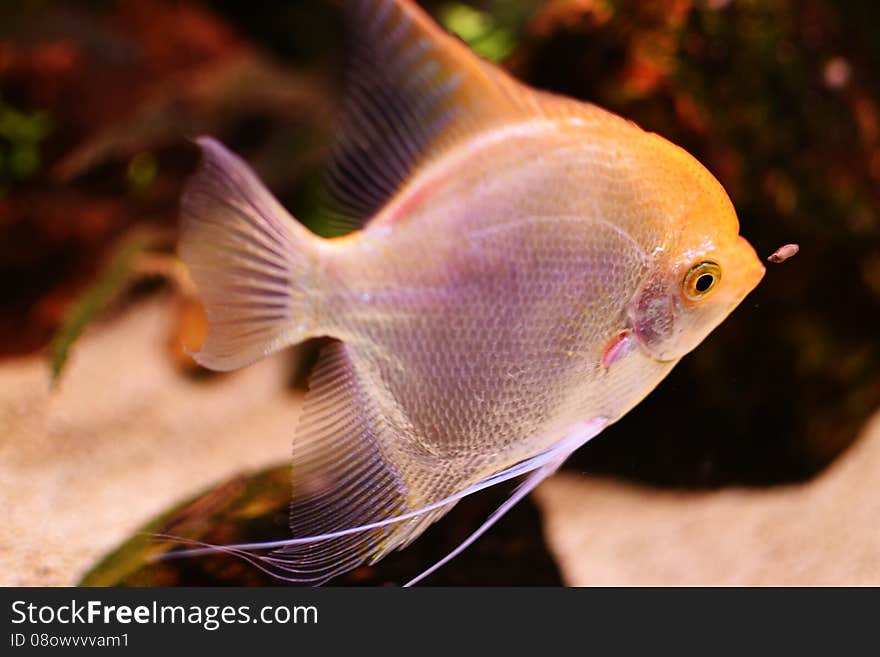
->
xmin=177 ymin=0 xmax=765 ymax=585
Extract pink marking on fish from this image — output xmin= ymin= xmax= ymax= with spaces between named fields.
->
xmin=376 ymin=173 xmax=449 ymax=227
xmin=601 ymin=330 xmax=635 ymax=368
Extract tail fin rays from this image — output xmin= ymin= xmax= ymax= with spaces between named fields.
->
xmin=179 ymin=137 xmax=320 ymax=372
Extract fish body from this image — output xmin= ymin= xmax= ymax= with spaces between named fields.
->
xmin=178 ymin=0 xmax=764 ymax=583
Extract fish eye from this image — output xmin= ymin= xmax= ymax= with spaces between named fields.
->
xmin=682 ymin=261 xmax=722 ymax=302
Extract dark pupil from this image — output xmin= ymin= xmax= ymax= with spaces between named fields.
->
xmin=695 ymin=273 xmax=715 ymax=293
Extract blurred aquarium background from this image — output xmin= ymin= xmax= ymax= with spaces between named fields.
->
xmin=2 ymin=0 xmax=879 ymax=585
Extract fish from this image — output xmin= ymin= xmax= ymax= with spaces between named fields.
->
xmin=175 ymin=0 xmax=765 ymax=585
xmin=767 ymin=243 xmax=799 ymax=263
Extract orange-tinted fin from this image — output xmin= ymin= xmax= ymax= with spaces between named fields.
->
xmin=325 ymin=0 xmax=586 ymax=231
xmin=179 ymin=137 xmax=321 ymax=371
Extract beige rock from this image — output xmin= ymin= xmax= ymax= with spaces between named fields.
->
xmin=536 ymin=412 xmax=880 ymax=585
xmin=0 ymin=298 xmax=298 ymax=586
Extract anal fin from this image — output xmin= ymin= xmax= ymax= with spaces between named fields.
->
xmin=275 ymin=340 xmax=435 ymax=583
xmin=156 ymin=343 xmax=608 ymax=584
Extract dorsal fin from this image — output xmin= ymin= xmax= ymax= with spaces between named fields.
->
xmin=324 ymin=0 xmax=557 ymax=231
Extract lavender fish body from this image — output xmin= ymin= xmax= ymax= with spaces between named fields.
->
xmin=178 ymin=0 xmax=765 ymax=583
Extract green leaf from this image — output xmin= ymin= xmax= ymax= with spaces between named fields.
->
xmin=440 ymin=3 xmax=517 ymax=62
xmin=126 ymin=152 xmax=158 ymax=194
xmin=79 ymin=464 xmax=294 ymax=586
xmin=49 ymin=230 xmax=164 ymax=384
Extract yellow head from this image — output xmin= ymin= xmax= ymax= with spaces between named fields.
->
xmin=626 ymin=134 xmax=765 ymax=362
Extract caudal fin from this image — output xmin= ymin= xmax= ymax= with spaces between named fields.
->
xmin=179 ymin=137 xmax=320 ymax=371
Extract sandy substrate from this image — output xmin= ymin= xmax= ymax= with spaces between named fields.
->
xmin=535 ymin=412 xmax=880 ymax=585
xmin=2 ymin=297 xmax=877 ymax=585
xmin=0 ymin=298 xmax=298 ymax=586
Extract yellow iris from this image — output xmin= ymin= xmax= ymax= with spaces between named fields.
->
xmin=683 ymin=261 xmax=722 ymax=301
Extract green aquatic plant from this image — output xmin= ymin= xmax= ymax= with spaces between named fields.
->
xmin=126 ymin=152 xmax=158 ymax=195
xmin=0 ymin=97 xmax=52 ymax=195
xmin=440 ymin=2 xmax=517 ymax=62
xmin=49 ymin=229 xmax=168 ymax=384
